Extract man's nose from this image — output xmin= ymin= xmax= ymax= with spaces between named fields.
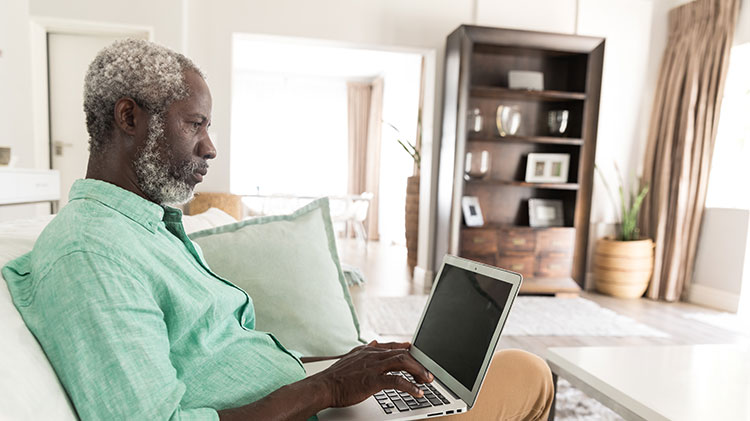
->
xmin=199 ymin=132 xmax=217 ymax=160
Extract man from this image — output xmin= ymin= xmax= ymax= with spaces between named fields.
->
xmin=3 ymin=39 xmax=553 ymax=420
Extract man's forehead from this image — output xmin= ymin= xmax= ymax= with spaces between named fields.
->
xmin=171 ymin=72 xmax=212 ymax=116
xmin=185 ymin=70 xmax=209 ymax=91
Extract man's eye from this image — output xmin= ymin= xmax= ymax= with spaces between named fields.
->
xmin=192 ymin=122 xmax=202 ymax=129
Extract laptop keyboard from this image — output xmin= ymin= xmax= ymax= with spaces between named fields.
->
xmin=373 ymin=371 xmax=451 ymax=414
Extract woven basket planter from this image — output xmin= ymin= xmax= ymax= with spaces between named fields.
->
xmin=188 ymin=192 xmax=242 ymax=220
xmin=593 ymin=237 xmax=654 ymax=298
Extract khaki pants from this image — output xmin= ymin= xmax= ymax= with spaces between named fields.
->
xmin=443 ymin=349 xmax=555 ymax=421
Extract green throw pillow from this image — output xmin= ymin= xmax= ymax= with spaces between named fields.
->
xmin=189 ymin=198 xmax=364 ymax=357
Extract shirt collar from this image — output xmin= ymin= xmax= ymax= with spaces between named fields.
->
xmin=68 ymin=179 xmax=169 ymax=233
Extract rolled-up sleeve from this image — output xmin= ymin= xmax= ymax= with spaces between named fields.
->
xmin=25 ymin=251 xmax=218 ymax=420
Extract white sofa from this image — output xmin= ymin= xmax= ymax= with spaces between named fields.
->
xmin=0 ymin=209 xmax=238 ymax=420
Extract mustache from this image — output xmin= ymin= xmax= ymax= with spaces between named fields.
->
xmin=183 ymin=159 xmax=209 ymax=173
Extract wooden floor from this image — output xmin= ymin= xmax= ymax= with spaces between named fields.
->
xmin=337 ymin=239 xmax=750 ymax=358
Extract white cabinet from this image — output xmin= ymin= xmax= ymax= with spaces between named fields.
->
xmin=0 ymin=168 xmax=60 ymax=205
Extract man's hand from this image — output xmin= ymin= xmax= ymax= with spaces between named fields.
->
xmin=218 ymin=341 xmax=434 ymax=420
xmin=309 ymin=340 xmax=434 ymax=409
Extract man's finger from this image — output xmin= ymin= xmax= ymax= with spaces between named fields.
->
xmin=373 ymin=341 xmax=411 ymax=350
xmin=377 ymin=352 xmax=433 ymax=384
xmin=382 ymin=373 xmax=424 ymax=398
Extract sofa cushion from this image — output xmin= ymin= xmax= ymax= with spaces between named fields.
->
xmin=0 ymin=216 xmax=78 ymax=420
xmin=182 ymin=207 xmax=237 ymax=234
xmin=0 ymin=209 xmax=237 ymax=420
xmin=189 ymin=197 xmax=364 ymax=357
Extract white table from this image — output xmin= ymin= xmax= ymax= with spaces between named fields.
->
xmin=546 ymin=345 xmax=750 ymax=421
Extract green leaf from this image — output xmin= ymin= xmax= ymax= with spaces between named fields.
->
xmin=384 ymin=120 xmax=420 ymax=168
xmin=598 ymin=163 xmax=649 ymax=241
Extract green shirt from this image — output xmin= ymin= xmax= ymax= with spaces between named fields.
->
xmin=2 ymin=179 xmax=308 ymax=420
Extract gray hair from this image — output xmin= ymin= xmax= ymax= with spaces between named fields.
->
xmin=83 ymin=38 xmax=203 ymax=154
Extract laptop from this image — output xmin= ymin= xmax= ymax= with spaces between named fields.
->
xmin=305 ymin=254 xmax=522 ymax=420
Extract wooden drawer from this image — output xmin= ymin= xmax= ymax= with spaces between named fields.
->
xmin=498 ymin=227 xmax=535 ymax=253
xmin=535 ymin=228 xmax=576 ymax=253
xmin=536 ymin=253 xmax=573 ymax=278
xmin=497 ymin=253 xmax=535 ymax=279
xmin=461 ymin=229 xmax=498 ymax=255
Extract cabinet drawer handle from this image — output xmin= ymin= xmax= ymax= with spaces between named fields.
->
xmin=473 ymin=238 xmax=488 ymax=244
xmin=548 ymin=264 xmax=562 ymax=271
xmin=511 ymin=264 xmax=524 ymax=271
xmin=511 ymin=238 xmax=526 ymax=246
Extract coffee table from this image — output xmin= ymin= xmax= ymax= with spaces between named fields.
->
xmin=546 ymin=345 xmax=750 ymax=420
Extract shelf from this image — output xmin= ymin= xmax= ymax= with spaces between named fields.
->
xmin=468 ymin=135 xmax=584 ymax=146
xmin=462 ymin=224 xmax=575 ymax=231
xmin=466 ymin=179 xmax=580 ymax=190
xmin=470 ymin=86 xmax=586 ymax=102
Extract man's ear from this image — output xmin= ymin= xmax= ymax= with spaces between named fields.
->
xmin=113 ymin=98 xmax=144 ymax=137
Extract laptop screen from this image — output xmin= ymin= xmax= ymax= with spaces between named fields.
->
xmin=412 ymin=263 xmax=513 ymax=391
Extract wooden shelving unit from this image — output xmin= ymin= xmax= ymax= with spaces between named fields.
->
xmin=468 ymin=135 xmax=584 ymax=146
xmin=470 ymin=86 xmax=587 ymax=101
xmin=466 ymin=180 xmax=580 ymax=190
xmin=435 ymin=25 xmax=605 ymax=296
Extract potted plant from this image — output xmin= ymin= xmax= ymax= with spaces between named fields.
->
xmin=592 ymin=164 xmax=652 ymax=298
xmin=384 ymin=120 xmax=421 ymax=272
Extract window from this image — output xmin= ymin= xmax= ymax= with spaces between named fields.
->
xmin=230 ymin=71 xmax=348 ymax=197
xmin=705 ymin=43 xmax=750 ymax=210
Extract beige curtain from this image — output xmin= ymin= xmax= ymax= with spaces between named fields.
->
xmin=346 ymin=78 xmax=384 ymax=241
xmin=641 ymin=0 xmax=740 ymax=301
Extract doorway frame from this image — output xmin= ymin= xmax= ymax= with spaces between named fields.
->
xmin=29 ymin=17 xmax=152 ymax=186
xmin=229 ymin=33 xmax=439 ymax=291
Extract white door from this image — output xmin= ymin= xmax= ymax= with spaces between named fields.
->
xmin=48 ymin=32 xmax=146 ymax=206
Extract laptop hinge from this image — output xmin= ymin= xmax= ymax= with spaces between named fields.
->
xmin=436 ymin=378 xmax=461 ymax=401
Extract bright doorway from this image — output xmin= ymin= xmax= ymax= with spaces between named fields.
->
xmin=230 ymin=35 xmax=424 ymax=246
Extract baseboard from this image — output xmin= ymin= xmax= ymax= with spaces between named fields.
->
xmin=688 ymin=284 xmax=741 ymax=313
xmin=585 ymin=271 xmax=596 ymax=291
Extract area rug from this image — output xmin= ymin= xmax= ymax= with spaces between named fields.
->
xmin=682 ymin=311 xmax=750 ymax=336
xmin=556 ymin=378 xmax=623 ymax=421
xmin=360 ymin=295 xmax=668 ymax=338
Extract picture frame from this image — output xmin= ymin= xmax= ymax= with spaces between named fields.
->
xmin=528 ymin=198 xmax=564 ymax=227
xmin=461 ymin=196 xmax=484 ymax=227
xmin=0 ymin=147 xmax=10 ymax=166
xmin=525 ymin=153 xmax=570 ymax=183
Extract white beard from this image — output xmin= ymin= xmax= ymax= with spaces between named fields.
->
xmin=134 ymin=114 xmax=204 ymax=206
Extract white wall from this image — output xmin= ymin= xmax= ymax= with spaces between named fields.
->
xmin=690 ymin=208 xmax=750 ymax=312
xmin=737 ymin=0 xmax=750 ymax=45
xmin=476 ymin=0 xmax=578 ymax=33
xmin=0 ymin=0 xmax=46 ymax=220
xmin=0 ymin=0 xmax=34 ymax=169
xmin=578 ymin=0 xmax=656 ymax=288
xmin=28 ymin=0 xmax=184 ymax=51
